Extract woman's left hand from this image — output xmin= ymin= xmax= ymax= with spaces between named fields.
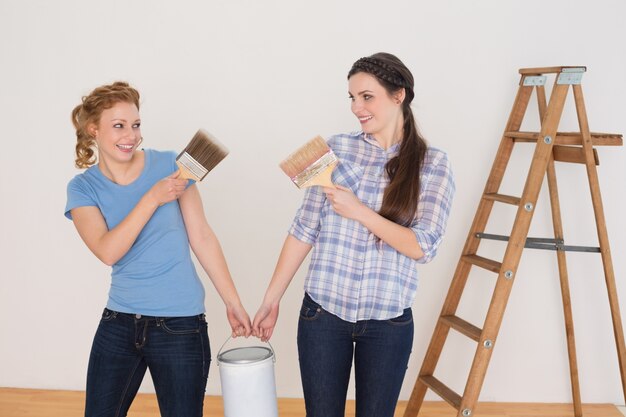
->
xmin=227 ymin=303 xmax=252 ymax=338
xmin=323 ymin=185 xmax=366 ymax=221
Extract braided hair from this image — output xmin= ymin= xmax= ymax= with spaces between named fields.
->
xmin=348 ymin=53 xmax=427 ymax=227
xmin=71 ymin=82 xmax=140 ymax=169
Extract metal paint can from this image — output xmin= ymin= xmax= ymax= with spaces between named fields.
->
xmin=217 ymin=339 xmax=278 ymax=417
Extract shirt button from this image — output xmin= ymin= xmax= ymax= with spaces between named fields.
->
xmin=135 ymin=314 xmax=141 ymax=319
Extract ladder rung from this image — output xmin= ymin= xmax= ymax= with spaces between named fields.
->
xmin=441 ymin=315 xmax=482 ymax=341
xmin=553 ymin=145 xmax=599 ymax=165
xmin=462 ymin=254 xmax=502 ymax=273
xmin=419 ymin=375 xmax=461 ymax=409
xmin=505 ymin=131 xmax=623 ymax=146
xmin=483 ymin=193 xmax=521 ymax=206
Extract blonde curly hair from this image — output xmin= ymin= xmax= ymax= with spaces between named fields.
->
xmin=71 ymin=82 xmax=140 ymax=168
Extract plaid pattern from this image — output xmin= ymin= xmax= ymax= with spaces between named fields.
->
xmin=289 ymin=131 xmax=455 ymax=322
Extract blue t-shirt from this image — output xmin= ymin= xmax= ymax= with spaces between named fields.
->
xmin=64 ymin=149 xmax=205 ymax=316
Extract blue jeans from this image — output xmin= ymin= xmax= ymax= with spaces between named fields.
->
xmin=85 ymin=308 xmax=211 ymax=417
xmin=297 ymin=293 xmax=414 ymax=417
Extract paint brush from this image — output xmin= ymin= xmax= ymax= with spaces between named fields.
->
xmin=176 ymin=129 xmax=229 ymax=181
xmin=279 ymin=135 xmax=338 ymax=189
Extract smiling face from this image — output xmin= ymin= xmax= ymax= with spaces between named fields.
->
xmin=348 ymin=72 xmax=405 ymax=145
xmin=88 ymin=101 xmax=142 ymax=166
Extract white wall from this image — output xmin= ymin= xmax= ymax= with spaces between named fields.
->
xmin=1 ymin=0 xmax=625 ymax=405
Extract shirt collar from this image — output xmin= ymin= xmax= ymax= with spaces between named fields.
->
xmin=360 ymin=131 xmax=401 ymax=156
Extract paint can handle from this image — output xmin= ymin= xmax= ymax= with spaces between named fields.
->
xmin=217 ymin=336 xmax=276 ymax=365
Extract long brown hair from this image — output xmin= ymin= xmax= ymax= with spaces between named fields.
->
xmin=71 ymin=81 xmax=140 ymax=169
xmin=348 ymin=53 xmax=427 ymax=226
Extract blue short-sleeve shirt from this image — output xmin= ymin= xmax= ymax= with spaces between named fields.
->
xmin=65 ymin=149 xmax=205 ymax=316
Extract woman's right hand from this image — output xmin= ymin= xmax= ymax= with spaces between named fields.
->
xmin=253 ymin=302 xmax=280 ymax=342
xmin=148 ymin=170 xmax=188 ymax=206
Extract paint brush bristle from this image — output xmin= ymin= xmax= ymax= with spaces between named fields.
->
xmin=176 ymin=129 xmax=229 ymax=181
xmin=279 ymin=136 xmax=338 ymax=189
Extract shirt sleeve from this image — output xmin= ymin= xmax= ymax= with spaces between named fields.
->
xmin=64 ymin=175 xmax=97 ymax=220
xmin=411 ymin=150 xmax=455 ymax=264
xmin=288 ymin=185 xmax=326 ymax=245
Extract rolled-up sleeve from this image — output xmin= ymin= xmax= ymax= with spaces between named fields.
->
xmin=411 ymin=150 xmax=455 ymax=264
xmin=288 ymin=185 xmax=326 ymax=245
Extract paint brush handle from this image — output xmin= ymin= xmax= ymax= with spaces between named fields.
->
xmin=176 ymin=160 xmax=199 ymax=181
xmin=301 ymin=162 xmax=337 ymax=189
xmin=157 ymin=162 xmax=197 ymax=207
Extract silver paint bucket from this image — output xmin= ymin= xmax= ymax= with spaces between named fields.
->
xmin=217 ymin=337 xmax=278 ymax=417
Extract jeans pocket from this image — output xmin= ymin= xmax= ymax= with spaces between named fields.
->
xmin=199 ymin=313 xmax=207 ymax=324
xmin=159 ymin=316 xmax=201 ymax=334
xmin=101 ymin=308 xmax=117 ymax=322
xmin=387 ymin=308 xmax=413 ymax=326
xmin=299 ymin=295 xmax=323 ymax=321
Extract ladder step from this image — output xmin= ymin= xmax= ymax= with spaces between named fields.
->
xmin=462 ymin=254 xmax=502 ymax=273
xmin=419 ymin=375 xmax=461 ymax=409
xmin=441 ymin=315 xmax=482 ymax=341
xmin=505 ymin=131 xmax=623 ymax=146
xmin=483 ymin=193 xmax=521 ymax=205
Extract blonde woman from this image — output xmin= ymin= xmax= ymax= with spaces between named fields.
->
xmin=65 ymin=82 xmax=250 ymax=417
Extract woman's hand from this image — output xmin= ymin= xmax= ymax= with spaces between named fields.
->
xmin=147 ymin=170 xmax=188 ymax=206
xmin=323 ymin=185 xmax=367 ymax=221
xmin=70 ymin=171 xmax=189 ymax=266
xmin=325 ymin=184 xmax=427 ymax=260
xmin=227 ymin=303 xmax=252 ymax=338
xmin=252 ymin=302 xmax=280 ymax=342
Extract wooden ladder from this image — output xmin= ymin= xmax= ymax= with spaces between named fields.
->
xmin=403 ymin=66 xmax=625 ymax=417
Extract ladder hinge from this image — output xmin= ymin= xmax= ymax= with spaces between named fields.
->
xmin=523 ymin=75 xmax=546 ymax=86
xmin=557 ymin=68 xmax=585 ymax=85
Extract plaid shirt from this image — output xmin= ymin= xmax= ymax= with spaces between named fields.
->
xmin=289 ymin=131 xmax=455 ymax=322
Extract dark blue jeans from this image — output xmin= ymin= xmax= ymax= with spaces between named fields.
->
xmin=297 ymin=293 xmax=414 ymax=417
xmin=85 ymin=308 xmax=211 ymax=417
